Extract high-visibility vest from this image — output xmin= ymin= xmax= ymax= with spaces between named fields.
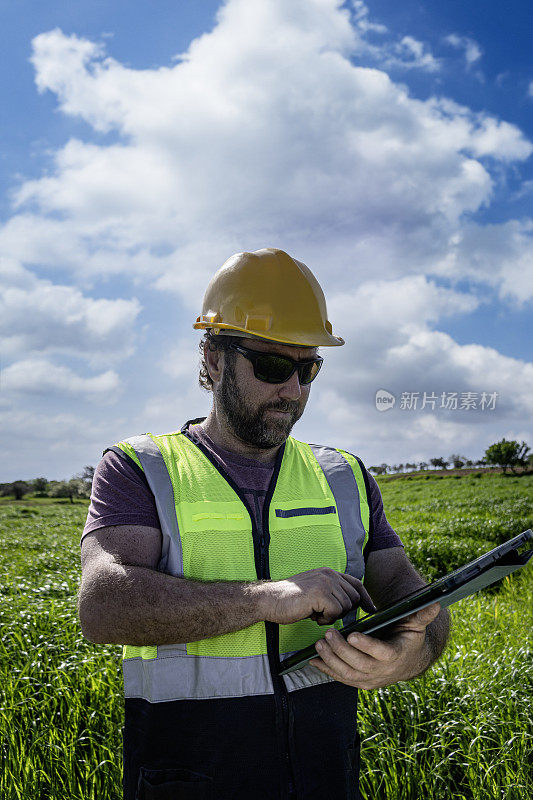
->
xmin=107 ymin=425 xmax=370 ymax=703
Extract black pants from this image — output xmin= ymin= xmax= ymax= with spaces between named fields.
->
xmin=123 ymin=682 xmax=361 ymax=800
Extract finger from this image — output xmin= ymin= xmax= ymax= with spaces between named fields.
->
xmin=314 ymin=597 xmax=344 ymax=625
xmin=401 ymin=602 xmax=441 ymax=630
xmin=338 ymin=582 xmax=376 ymax=616
xmin=322 ymin=629 xmax=376 ymax=672
xmin=330 ymin=585 xmax=360 ymax=616
xmin=346 ymin=631 xmax=398 ymax=662
xmin=341 ymin=575 xmax=376 ymax=613
xmin=313 ymin=637 xmax=369 ymax=683
xmin=417 ymin=602 xmax=441 ymax=624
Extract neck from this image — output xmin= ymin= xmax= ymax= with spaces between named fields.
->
xmin=199 ymin=408 xmax=281 ymax=465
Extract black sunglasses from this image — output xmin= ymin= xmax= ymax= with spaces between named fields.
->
xmin=229 ymin=343 xmax=323 ymax=385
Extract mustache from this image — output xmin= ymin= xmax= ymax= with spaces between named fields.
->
xmin=264 ymin=401 xmax=300 ymax=414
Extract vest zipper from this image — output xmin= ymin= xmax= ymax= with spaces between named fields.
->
xmin=261 ymin=448 xmax=298 ymax=800
xmin=181 ymin=424 xmax=297 ymax=799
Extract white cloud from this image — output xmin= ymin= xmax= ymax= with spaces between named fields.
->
xmin=444 ymin=34 xmax=483 ymax=68
xmin=350 ymin=1 xmax=388 ymax=35
xmin=433 ymin=219 xmax=533 ymax=304
xmin=324 ymin=278 xmax=532 ymax=420
xmin=0 ymin=0 xmax=531 ymax=476
xmin=1 ymin=358 xmax=120 ymax=397
xmin=0 ymin=0 xmax=525 ymax=308
xmin=328 ymin=275 xmax=480 ymax=333
xmin=349 ymin=4 xmax=438 ymax=71
xmin=385 ymin=36 xmax=440 ymax=73
xmin=296 ymin=289 xmax=533 ymax=464
xmin=0 ymin=259 xmax=141 ymax=363
xmin=159 ymin=338 xmax=203 ymax=380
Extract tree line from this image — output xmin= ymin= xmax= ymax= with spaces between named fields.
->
xmin=0 ymin=439 xmax=530 ymax=499
xmin=369 ymin=438 xmax=530 ymax=476
xmin=0 ymin=466 xmax=95 ymax=502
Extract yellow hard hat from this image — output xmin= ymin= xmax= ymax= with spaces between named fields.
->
xmin=193 ymin=248 xmax=344 ymax=347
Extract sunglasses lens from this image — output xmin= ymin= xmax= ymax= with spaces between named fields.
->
xmin=254 ymin=355 xmax=294 ymax=383
xmin=299 ymin=359 xmax=322 ymax=385
xmin=252 ymin=353 xmax=323 ymax=384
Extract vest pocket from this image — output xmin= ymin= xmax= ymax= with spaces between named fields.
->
xmin=136 ymin=766 xmax=214 ymax=799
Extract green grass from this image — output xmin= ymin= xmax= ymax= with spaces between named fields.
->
xmin=0 ymin=476 xmax=532 ymax=799
xmin=0 ymin=503 xmax=122 ymax=799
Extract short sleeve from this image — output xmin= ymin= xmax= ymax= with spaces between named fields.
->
xmin=81 ymin=450 xmax=161 ymax=545
xmin=365 ymin=469 xmax=404 ymax=553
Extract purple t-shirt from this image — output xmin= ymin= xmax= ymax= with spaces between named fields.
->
xmin=82 ymin=421 xmax=403 ymax=555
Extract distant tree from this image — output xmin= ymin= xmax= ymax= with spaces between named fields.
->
xmin=405 ymin=462 xmax=417 ymax=472
xmin=81 ymin=465 xmax=95 ymax=481
xmin=32 ymin=477 xmax=49 ymax=495
xmin=369 ymin=464 xmax=388 ymax=476
xmin=449 ymin=454 xmax=466 ymax=469
xmin=49 ymin=478 xmax=90 ymax=504
xmin=430 ymin=457 xmax=448 ymax=470
xmin=418 ymin=462 xmax=428 ymax=471
xmin=484 ymin=439 xmax=530 ymax=474
xmin=75 ymin=466 xmax=95 ymax=494
xmin=465 ymin=460 xmax=474 ymax=467
xmin=11 ymin=481 xmax=31 ymax=500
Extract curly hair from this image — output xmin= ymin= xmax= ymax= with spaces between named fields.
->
xmin=198 ymin=331 xmax=239 ymax=392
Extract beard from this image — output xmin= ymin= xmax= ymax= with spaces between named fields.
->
xmin=217 ymin=355 xmax=304 ymax=449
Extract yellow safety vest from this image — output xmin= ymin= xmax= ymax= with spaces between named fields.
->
xmin=107 ymin=427 xmax=370 ymax=702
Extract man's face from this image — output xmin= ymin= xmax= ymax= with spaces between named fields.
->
xmin=216 ymin=338 xmax=318 ymax=450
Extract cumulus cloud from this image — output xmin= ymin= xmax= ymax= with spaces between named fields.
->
xmin=295 ymin=278 xmax=533 ymax=464
xmin=1 ymin=358 xmax=120 ymax=397
xmin=0 ymin=259 xmax=141 ymax=363
xmin=1 ymin=0 xmax=531 ymax=475
xmin=433 ymin=219 xmax=533 ymax=304
xmin=0 ymin=0 xmax=526 ymax=308
xmin=323 ymin=277 xmax=532 ymax=419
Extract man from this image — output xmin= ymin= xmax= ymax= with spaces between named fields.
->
xmin=78 ymin=248 xmax=449 ymax=800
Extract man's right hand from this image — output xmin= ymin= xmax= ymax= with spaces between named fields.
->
xmin=260 ymin=568 xmax=376 ymax=626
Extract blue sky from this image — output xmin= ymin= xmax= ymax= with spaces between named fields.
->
xmin=1 ymin=0 xmax=531 ymax=480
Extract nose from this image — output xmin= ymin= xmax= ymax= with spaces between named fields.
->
xmin=278 ymin=369 xmax=302 ymax=401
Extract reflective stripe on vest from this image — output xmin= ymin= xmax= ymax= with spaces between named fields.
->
xmin=112 ymin=432 xmax=369 ymax=702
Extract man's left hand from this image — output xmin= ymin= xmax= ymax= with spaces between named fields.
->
xmin=309 ymin=602 xmax=442 ymax=689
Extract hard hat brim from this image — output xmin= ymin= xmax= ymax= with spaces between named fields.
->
xmin=193 ymin=320 xmax=344 ymax=347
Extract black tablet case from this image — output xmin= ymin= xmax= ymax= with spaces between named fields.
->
xmin=279 ymin=529 xmax=533 ymax=676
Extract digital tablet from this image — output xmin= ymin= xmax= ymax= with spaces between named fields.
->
xmin=279 ymin=529 xmax=533 ymax=676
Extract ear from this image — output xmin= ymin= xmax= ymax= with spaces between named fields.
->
xmin=204 ymin=341 xmax=224 ymax=385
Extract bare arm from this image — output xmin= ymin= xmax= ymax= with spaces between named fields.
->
xmin=78 ymin=525 xmax=374 ymax=645
xmin=78 ymin=525 xmax=268 ymax=645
